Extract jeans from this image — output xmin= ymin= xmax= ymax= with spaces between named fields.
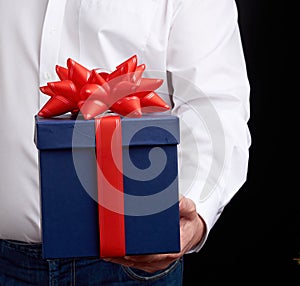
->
xmin=0 ymin=240 xmax=183 ymax=286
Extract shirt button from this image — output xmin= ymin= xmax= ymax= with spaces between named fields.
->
xmin=49 ymin=27 xmax=57 ymax=34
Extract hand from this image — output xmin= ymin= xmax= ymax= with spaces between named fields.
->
xmin=103 ymin=196 xmax=206 ymax=273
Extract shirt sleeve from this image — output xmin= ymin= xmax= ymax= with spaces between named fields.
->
xmin=167 ymin=0 xmax=251 ymax=251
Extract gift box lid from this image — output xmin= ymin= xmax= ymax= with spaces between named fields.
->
xmin=35 ymin=114 xmax=180 ymax=150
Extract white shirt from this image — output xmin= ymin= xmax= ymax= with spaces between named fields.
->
xmin=0 ymin=0 xmax=251 ymax=248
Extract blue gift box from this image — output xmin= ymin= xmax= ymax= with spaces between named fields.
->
xmin=34 ymin=114 xmax=180 ymax=259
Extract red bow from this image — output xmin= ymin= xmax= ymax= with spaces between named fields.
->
xmin=38 ymin=55 xmax=170 ymax=119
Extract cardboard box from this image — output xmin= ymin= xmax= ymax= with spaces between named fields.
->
xmin=35 ymin=114 xmax=180 ymax=259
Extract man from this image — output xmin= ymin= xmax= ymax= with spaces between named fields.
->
xmin=0 ymin=0 xmax=251 ymax=285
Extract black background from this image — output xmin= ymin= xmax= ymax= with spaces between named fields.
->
xmin=183 ymin=1 xmax=298 ymax=285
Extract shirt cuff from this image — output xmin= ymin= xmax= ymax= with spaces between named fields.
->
xmin=185 ymin=188 xmax=222 ymax=253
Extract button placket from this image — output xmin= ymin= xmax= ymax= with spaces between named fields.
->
xmin=39 ymin=0 xmax=68 ymax=108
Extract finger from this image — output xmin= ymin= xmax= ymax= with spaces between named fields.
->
xmin=179 ymin=197 xmax=196 ymax=217
xmin=103 ymin=257 xmax=135 ymax=267
xmin=123 ymin=254 xmax=165 ymax=263
xmin=124 ymin=253 xmax=180 ymax=263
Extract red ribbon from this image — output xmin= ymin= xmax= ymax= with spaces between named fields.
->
xmin=39 ymin=55 xmax=170 ymax=119
xmin=95 ymin=116 xmax=125 ymax=257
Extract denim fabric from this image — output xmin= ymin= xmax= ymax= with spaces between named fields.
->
xmin=0 ymin=240 xmax=183 ymax=286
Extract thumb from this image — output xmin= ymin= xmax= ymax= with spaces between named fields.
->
xmin=179 ymin=196 xmax=196 ymax=217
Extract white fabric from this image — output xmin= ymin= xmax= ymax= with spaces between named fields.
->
xmin=0 ymin=0 xmax=251 ymax=248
